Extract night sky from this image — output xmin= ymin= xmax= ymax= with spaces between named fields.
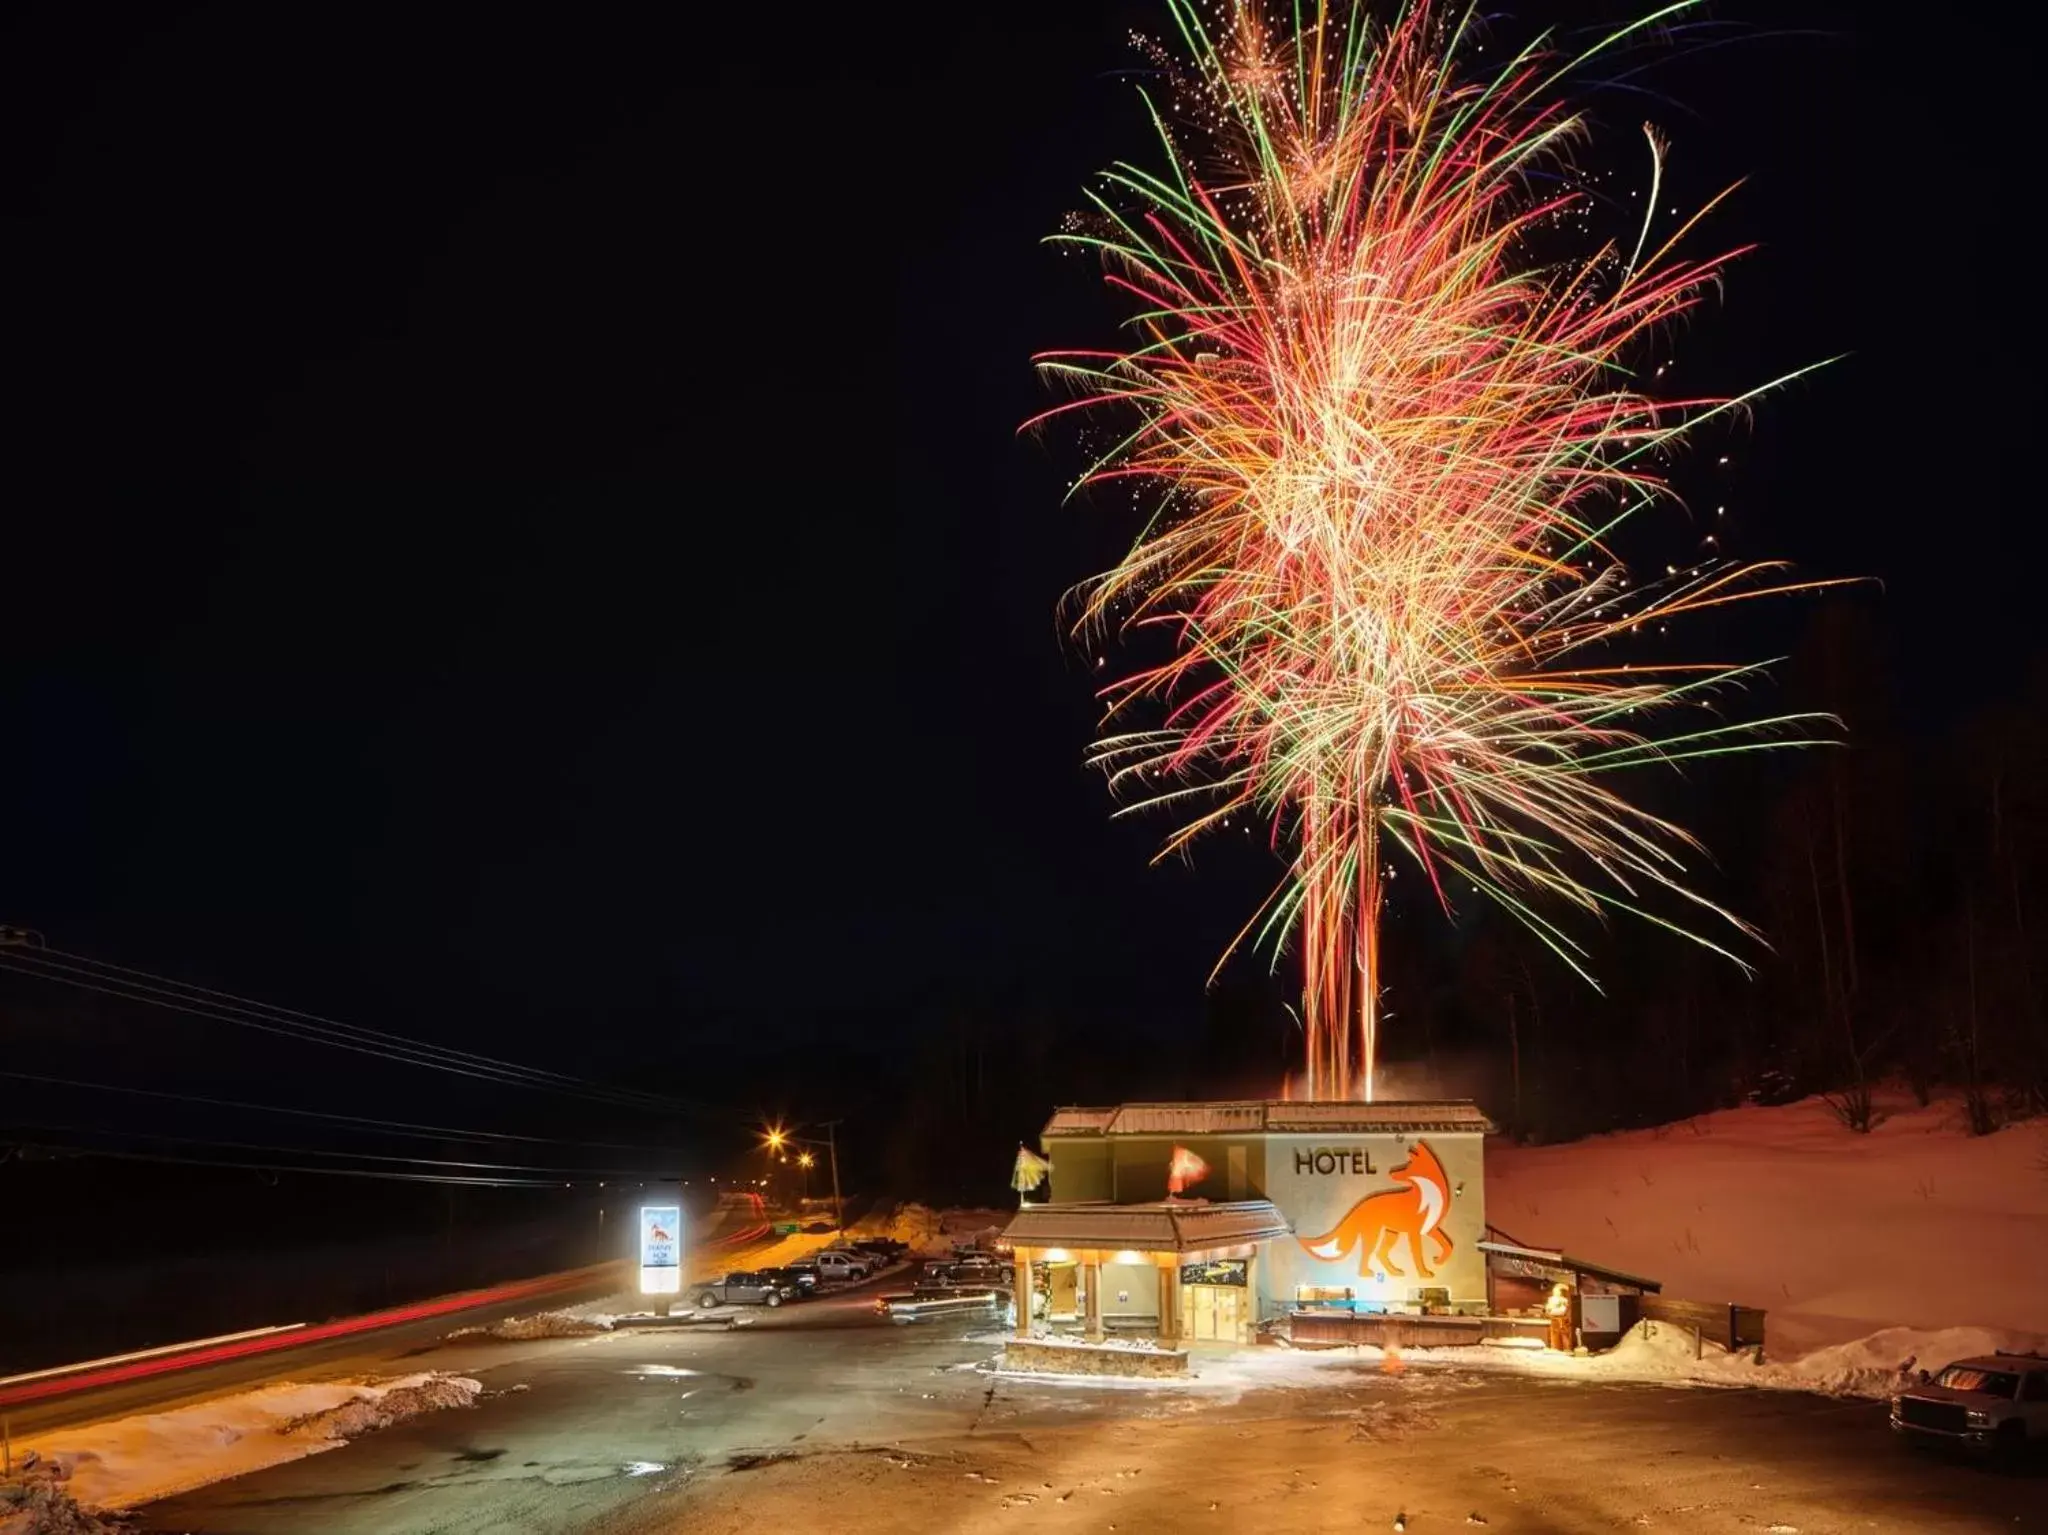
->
xmin=0 ymin=2 xmax=2034 ymax=1182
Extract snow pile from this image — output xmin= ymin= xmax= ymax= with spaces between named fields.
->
xmin=13 ymin=1372 xmax=480 ymax=1511
xmin=445 ymin=1308 xmax=613 ymax=1342
xmin=1 ymin=1474 xmax=128 ymax=1535
xmin=857 ymin=1202 xmax=944 ymax=1249
xmin=1489 ymin=1092 xmax=2048 ymax=1353
xmin=1751 ymin=1324 xmax=2047 ymax=1398
xmin=717 ymin=1229 xmax=838 ymax=1274
xmin=846 ymin=1202 xmax=1007 ymax=1251
xmin=277 ymin=1374 xmax=481 ymax=1439
xmin=989 ymin=1319 xmax=2048 ymax=1402
xmin=1468 ymin=1318 xmax=2048 ymax=1398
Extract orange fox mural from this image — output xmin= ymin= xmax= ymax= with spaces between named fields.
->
xmin=1297 ymin=1139 xmax=1454 ymax=1279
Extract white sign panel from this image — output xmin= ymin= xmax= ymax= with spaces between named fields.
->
xmin=639 ymin=1203 xmax=683 ymax=1294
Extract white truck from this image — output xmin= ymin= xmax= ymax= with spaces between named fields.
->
xmin=1891 ymin=1350 xmax=2048 ymax=1455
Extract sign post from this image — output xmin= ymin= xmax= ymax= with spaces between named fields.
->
xmin=639 ymin=1203 xmax=683 ymax=1308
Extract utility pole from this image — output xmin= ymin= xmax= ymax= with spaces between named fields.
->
xmin=820 ymin=1119 xmax=844 ymax=1231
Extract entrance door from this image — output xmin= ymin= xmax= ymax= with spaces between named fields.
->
xmin=1188 ymin=1284 xmax=1242 ymax=1341
xmin=1047 ymin=1264 xmax=1078 ymax=1320
xmin=1214 ymin=1285 xmax=1241 ymax=1341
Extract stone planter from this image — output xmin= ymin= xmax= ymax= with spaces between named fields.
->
xmin=1001 ymin=1337 xmax=1191 ymax=1378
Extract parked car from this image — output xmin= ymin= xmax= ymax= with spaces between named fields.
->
xmin=696 ymin=1271 xmax=796 ymax=1309
xmin=1891 ymin=1351 xmax=2048 ymax=1455
xmin=850 ymin=1238 xmax=907 ymax=1261
xmin=812 ymin=1250 xmax=874 ymax=1283
xmin=754 ymin=1265 xmax=817 ymax=1296
xmin=949 ymin=1258 xmax=1012 ymax=1289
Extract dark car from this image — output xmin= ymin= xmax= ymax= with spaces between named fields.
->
xmin=850 ymin=1238 xmax=907 ymax=1262
xmin=948 ymin=1258 xmax=1013 ymax=1288
xmin=1891 ymin=1352 xmax=2048 ymax=1455
xmin=696 ymin=1271 xmax=796 ymax=1309
xmin=754 ymin=1265 xmax=817 ymax=1296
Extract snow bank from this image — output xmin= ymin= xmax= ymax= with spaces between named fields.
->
xmin=985 ymin=1319 xmax=2048 ymax=1402
xmin=1489 ymin=1091 xmax=2048 ymax=1353
xmin=849 ymin=1203 xmax=1007 ymax=1251
xmin=12 ymin=1372 xmax=481 ymax=1511
xmin=719 ymin=1230 xmax=837 ymax=1273
xmin=1 ymin=1477 xmax=127 ymax=1535
xmin=1462 ymin=1319 xmax=2048 ymax=1398
xmin=445 ymin=1308 xmax=613 ymax=1342
xmin=277 ymin=1374 xmax=481 ymax=1439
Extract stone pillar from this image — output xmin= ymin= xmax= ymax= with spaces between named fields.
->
xmin=1158 ymin=1260 xmax=1180 ymax=1346
xmin=1012 ymin=1247 xmax=1032 ymax=1339
xmin=1083 ymin=1259 xmax=1103 ymax=1341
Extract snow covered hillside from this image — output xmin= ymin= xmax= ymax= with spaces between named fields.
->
xmin=1488 ymin=1091 xmax=2048 ymax=1355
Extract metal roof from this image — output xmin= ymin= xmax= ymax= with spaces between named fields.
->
xmin=1042 ymin=1100 xmax=1495 ymax=1138
xmin=1002 ymin=1199 xmax=1293 ymax=1255
xmin=1476 ymin=1240 xmax=1663 ymax=1294
xmin=1041 ymin=1106 xmax=1118 ymax=1135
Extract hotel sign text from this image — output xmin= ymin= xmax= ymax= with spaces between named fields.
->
xmin=1293 ymin=1147 xmax=1378 ymax=1176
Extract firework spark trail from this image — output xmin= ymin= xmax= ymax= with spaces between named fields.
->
xmin=1030 ymin=0 xmax=1844 ymax=1101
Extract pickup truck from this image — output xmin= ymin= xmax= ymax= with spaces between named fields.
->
xmin=1891 ymin=1350 xmax=2048 ymax=1455
xmin=812 ymin=1250 xmax=876 ymax=1283
xmin=696 ymin=1271 xmax=796 ymax=1308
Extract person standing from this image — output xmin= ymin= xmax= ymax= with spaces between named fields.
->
xmin=1544 ymin=1280 xmax=1576 ymax=1352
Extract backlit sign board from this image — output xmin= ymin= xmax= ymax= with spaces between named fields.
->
xmin=639 ymin=1204 xmax=683 ymax=1295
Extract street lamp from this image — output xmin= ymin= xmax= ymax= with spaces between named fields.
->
xmin=758 ymin=1122 xmax=844 ymax=1231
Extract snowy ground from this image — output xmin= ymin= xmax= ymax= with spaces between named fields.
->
xmin=849 ymin=1202 xmax=1010 ymax=1250
xmin=1488 ymin=1090 xmax=2048 ymax=1354
xmin=6 ymin=1372 xmax=480 ymax=1512
xmin=19 ymin=1106 xmax=2046 ymax=1531
xmin=989 ymin=1318 xmax=2048 ymax=1402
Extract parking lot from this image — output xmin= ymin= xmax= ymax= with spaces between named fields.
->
xmin=138 ymin=1267 xmax=2043 ymax=1535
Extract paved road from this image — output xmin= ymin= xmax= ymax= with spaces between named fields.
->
xmin=138 ymin=1295 xmax=2041 ymax=1535
xmin=10 ymin=1204 xmax=793 ymax=1437
xmin=140 ymin=1284 xmax=973 ymax=1533
xmin=3 ymin=1268 xmax=627 ymax=1439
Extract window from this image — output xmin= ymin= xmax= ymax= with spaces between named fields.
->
xmin=1936 ymin=1366 xmax=2020 ymax=1398
xmin=2022 ymin=1372 xmax=2048 ymax=1404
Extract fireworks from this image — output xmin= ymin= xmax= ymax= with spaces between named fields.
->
xmin=1032 ymin=0 xmax=1839 ymax=1100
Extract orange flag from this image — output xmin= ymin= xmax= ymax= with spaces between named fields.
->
xmin=1166 ymin=1144 xmax=1210 ymax=1195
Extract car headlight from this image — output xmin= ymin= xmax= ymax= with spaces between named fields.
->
xmin=1964 ymin=1409 xmax=1993 ymax=1427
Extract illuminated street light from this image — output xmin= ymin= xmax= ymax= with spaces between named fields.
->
xmin=757 ymin=1121 xmax=844 ymax=1230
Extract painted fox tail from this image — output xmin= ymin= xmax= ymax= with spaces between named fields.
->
xmin=1300 ymin=1222 xmax=1353 ymax=1261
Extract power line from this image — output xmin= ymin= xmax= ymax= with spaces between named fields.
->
xmin=4 ymin=1139 xmax=589 ymax=1188
xmin=0 ymin=1070 xmax=694 ymax=1156
xmin=0 ymin=946 xmax=669 ymax=1106
xmin=0 ymin=1119 xmax=686 ymax=1180
xmin=15 ymin=942 xmax=615 ymax=1086
xmin=0 ymin=945 xmax=719 ymax=1117
xmin=0 ymin=951 xmax=657 ymax=1107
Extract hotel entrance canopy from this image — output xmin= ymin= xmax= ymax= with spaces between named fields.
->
xmin=1004 ymin=1199 xmax=1291 ymax=1255
xmin=1001 ymin=1200 xmax=1293 ymax=1345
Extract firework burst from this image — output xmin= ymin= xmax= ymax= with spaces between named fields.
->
xmin=1031 ymin=0 xmax=1842 ymax=1100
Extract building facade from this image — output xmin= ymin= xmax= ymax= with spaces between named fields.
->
xmin=1020 ymin=1100 xmax=1493 ymax=1337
